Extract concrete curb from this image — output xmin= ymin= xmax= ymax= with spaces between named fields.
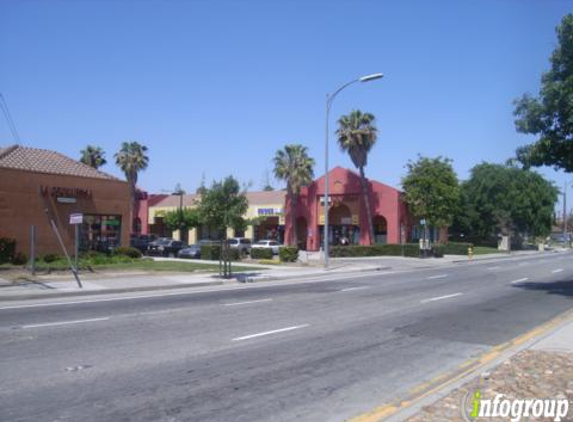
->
xmin=348 ymin=308 xmax=573 ymax=422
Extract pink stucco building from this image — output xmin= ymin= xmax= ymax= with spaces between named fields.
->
xmin=284 ymin=167 xmax=413 ymax=251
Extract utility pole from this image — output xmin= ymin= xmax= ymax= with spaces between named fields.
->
xmin=563 ymin=182 xmax=567 ymax=238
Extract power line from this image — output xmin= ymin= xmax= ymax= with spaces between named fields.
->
xmin=0 ymin=93 xmax=22 ymax=145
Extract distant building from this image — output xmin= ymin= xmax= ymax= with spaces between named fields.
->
xmin=138 ymin=167 xmax=422 ymax=251
xmin=286 ymin=167 xmax=413 ymax=251
xmin=0 ymin=145 xmax=130 ymax=256
xmin=143 ymin=190 xmax=286 ymax=244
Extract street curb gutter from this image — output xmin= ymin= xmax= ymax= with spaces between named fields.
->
xmin=0 ymin=281 xmax=224 ymax=302
xmin=0 ymin=266 xmax=386 ymax=302
xmin=346 ymin=308 xmax=573 ymax=422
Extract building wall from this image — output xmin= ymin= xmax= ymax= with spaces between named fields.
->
xmin=0 ymin=168 xmax=130 ymax=256
xmin=285 ymin=167 xmax=412 ymax=251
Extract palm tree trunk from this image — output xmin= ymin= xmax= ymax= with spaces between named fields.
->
xmin=128 ymin=180 xmax=136 ymax=235
xmin=359 ymin=167 xmax=375 ymax=245
xmin=290 ymin=192 xmax=298 ymax=247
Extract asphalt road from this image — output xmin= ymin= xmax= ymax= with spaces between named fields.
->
xmin=1 ymin=252 xmax=572 ymax=422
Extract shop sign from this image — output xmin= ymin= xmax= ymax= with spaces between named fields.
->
xmin=40 ymin=186 xmax=93 ymax=200
xmin=257 ymin=207 xmax=284 ymax=216
xmin=69 ymin=213 xmax=83 ymax=225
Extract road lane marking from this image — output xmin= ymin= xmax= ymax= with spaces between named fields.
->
xmin=339 ymin=287 xmax=370 ymax=292
xmin=222 ymin=298 xmax=273 ymax=307
xmin=487 ymin=266 xmax=500 ymax=270
xmin=427 ymin=274 xmax=448 ymax=280
xmin=510 ymin=278 xmax=529 ymax=284
xmin=420 ymin=293 xmax=463 ymax=304
xmin=22 ymin=317 xmax=110 ymax=329
xmin=552 ymin=268 xmax=564 ymax=273
xmin=232 ymin=324 xmax=309 ymax=341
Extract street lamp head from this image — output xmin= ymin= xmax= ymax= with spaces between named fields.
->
xmin=359 ymin=73 xmax=384 ymax=82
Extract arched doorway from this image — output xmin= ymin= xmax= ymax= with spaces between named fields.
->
xmin=373 ymin=215 xmax=388 ymax=244
xmin=296 ymin=217 xmax=308 ymax=250
xmin=320 ymin=203 xmax=360 ymax=246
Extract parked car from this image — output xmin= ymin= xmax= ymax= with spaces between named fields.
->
xmin=130 ymin=234 xmax=157 ymax=253
xmin=147 ymin=238 xmax=187 ymax=257
xmin=251 ymin=239 xmax=280 ymax=255
xmin=228 ymin=237 xmax=252 ymax=256
xmin=178 ymin=244 xmax=201 ymax=259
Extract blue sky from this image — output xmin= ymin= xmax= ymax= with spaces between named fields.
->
xmin=1 ymin=0 xmax=571 ymax=211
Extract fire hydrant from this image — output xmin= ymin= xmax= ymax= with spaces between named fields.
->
xmin=468 ymin=246 xmax=474 ymax=261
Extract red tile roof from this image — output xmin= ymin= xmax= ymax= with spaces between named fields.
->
xmin=0 ymin=144 xmax=120 ymax=181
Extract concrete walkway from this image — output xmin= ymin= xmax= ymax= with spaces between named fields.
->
xmin=0 ymin=249 xmax=563 ymax=301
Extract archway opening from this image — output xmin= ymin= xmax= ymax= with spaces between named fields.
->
xmin=373 ymin=215 xmax=388 ymax=244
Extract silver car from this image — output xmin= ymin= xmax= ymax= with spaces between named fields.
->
xmin=251 ymin=240 xmax=280 ymax=255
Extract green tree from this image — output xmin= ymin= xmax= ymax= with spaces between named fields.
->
xmin=164 ymin=208 xmax=202 ymax=238
xmin=514 ymin=14 xmax=573 ymax=173
xmin=273 ymin=144 xmax=315 ymax=246
xmin=455 ymin=163 xmax=558 ymax=241
xmin=196 ymin=176 xmax=249 ymax=277
xmin=401 ymin=156 xmax=461 ymax=238
xmin=114 ymin=141 xmax=149 ymax=233
xmin=80 ymin=145 xmax=107 ymax=169
xmin=336 ymin=110 xmax=378 ymax=244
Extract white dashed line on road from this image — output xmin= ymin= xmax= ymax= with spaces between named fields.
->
xmin=420 ymin=293 xmax=463 ymax=304
xmin=551 ymin=269 xmax=564 ymax=274
xmin=339 ymin=287 xmax=370 ymax=292
xmin=223 ymin=298 xmax=273 ymax=307
xmin=510 ymin=278 xmax=529 ymax=284
xmin=487 ymin=266 xmax=500 ymax=271
xmin=22 ymin=317 xmax=110 ymax=329
xmin=232 ymin=324 xmax=309 ymax=341
xmin=427 ymin=274 xmax=448 ymax=280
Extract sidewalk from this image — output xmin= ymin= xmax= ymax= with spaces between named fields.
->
xmin=0 ymin=259 xmax=385 ymax=301
xmin=0 ymin=249 xmax=562 ymax=302
xmin=369 ymin=310 xmax=573 ymax=422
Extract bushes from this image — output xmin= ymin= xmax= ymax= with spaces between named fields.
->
xmin=113 ymin=246 xmax=142 ymax=259
xmin=42 ymin=253 xmax=61 ymax=263
xmin=200 ymin=244 xmax=241 ymax=261
xmin=440 ymin=242 xmax=473 ymax=255
xmin=250 ymin=248 xmax=273 ymax=260
xmin=279 ymin=246 xmax=299 ymax=262
xmin=0 ymin=237 xmax=16 ymax=264
xmin=329 ymin=244 xmax=420 ymax=258
xmin=12 ymin=252 xmax=28 ymax=265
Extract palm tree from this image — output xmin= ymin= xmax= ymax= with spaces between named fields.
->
xmin=114 ymin=141 xmax=149 ymax=233
xmin=80 ymin=145 xmax=107 ymax=169
xmin=336 ymin=110 xmax=378 ymax=244
xmin=273 ymin=144 xmax=315 ymax=247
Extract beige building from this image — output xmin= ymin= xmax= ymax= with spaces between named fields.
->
xmin=147 ymin=190 xmax=286 ymax=244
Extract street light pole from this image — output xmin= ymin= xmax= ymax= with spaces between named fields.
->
xmin=323 ymin=73 xmax=383 ymax=269
xmin=173 ymin=183 xmax=185 ymax=243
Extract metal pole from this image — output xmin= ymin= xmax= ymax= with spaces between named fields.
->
xmin=324 ymin=93 xmax=330 ymax=269
xmin=30 ymin=225 xmax=35 ymax=275
xmin=563 ymin=182 xmax=567 ymax=238
xmin=75 ymin=224 xmax=79 ymax=271
xmin=47 ymin=216 xmax=82 ymax=288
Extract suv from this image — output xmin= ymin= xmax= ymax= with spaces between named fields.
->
xmin=228 ymin=237 xmax=252 ymax=256
xmin=130 ymin=234 xmax=157 ymax=253
xmin=147 ymin=238 xmax=186 ymax=257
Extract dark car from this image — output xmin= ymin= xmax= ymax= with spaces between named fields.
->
xmin=178 ymin=244 xmax=201 ymax=259
xmin=147 ymin=238 xmax=186 ymax=257
xmin=130 ymin=234 xmax=157 ymax=253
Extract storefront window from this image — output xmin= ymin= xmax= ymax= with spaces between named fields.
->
xmin=79 ymin=214 xmax=122 ymax=252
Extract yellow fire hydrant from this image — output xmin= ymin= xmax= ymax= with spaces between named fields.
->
xmin=468 ymin=246 xmax=474 ymax=261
